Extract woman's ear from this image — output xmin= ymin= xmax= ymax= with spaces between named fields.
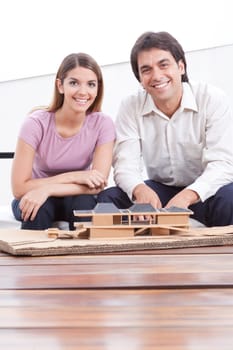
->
xmin=56 ymin=79 xmax=64 ymax=94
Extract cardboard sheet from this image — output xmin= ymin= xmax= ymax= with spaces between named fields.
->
xmin=1 ymin=226 xmax=233 ymax=256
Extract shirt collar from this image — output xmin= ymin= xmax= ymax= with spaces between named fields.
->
xmin=142 ymin=82 xmax=198 ymax=117
xmin=180 ymin=82 xmax=198 ymax=112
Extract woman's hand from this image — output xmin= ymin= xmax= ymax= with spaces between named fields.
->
xmin=72 ymin=169 xmax=107 ymax=189
xmin=19 ymin=187 xmax=49 ymax=222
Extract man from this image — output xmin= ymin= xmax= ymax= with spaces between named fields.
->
xmin=98 ymin=31 xmax=233 ymax=226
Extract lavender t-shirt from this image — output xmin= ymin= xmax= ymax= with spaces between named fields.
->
xmin=18 ymin=110 xmax=116 ymax=178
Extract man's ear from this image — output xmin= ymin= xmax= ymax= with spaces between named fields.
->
xmin=178 ymin=60 xmax=185 ymax=75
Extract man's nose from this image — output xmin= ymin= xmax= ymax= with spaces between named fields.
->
xmin=151 ymin=67 xmax=162 ymax=80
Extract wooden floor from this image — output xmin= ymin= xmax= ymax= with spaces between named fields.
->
xmin=1 ymin=245 xmax=233 ymax=349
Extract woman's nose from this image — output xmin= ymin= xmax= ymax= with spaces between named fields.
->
xmin=76 ymin=84 xmax=87 ymax=94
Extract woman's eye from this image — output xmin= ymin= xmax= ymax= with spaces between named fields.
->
xmin=88 ymin=82 xmax=96 ymax=88
xmin=70 ymin=81 xmax=77 ymax=86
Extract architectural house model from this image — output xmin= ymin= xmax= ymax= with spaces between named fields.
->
xmin=70 ymin=203 xmax=193 ymax=239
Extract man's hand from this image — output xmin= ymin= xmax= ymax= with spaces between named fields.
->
xmin=132 ymin=183 xmax=162 ymax=221
xmin=165 ymin=189 xmax=200 ymax=209
xmin=133 ymin=183 xmax=162 ymax=208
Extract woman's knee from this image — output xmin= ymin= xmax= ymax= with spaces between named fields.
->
xmin=21 ymin=198 xmax=56 ymax=230
xmin=11 ymin=199 xmax=22 ymax=221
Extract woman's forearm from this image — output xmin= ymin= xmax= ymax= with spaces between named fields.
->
xmin=47 ymin=183 xmax=103 ymax=197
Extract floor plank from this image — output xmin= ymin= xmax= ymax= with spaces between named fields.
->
xmin=1 ymin=289 xmax=233 ymax=349
xmin=1 ymin=246 xmax=233 ymax=348
xmin=1 ymin=289 xmax=233 ymax=327
xmin=0 ymin=328 xmax=233 ymax=350
xmin=1 ymin=254 xmax=233 ymax=288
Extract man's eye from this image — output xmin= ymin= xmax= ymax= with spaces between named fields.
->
xmin=141 ymin=68 xmax=150 ymax=74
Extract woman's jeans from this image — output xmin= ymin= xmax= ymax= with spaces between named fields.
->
xmin=12 ymin=194 xmax=97 ymax=230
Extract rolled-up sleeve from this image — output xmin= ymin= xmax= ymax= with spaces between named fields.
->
xmin=187 ymin=88 xmax=233 ymax=201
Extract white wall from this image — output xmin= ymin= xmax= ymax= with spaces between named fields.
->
xmin=1 ymin=44 xmax=233 ymax=205
xmin=1 ymin=0 xmax=233 ymax=81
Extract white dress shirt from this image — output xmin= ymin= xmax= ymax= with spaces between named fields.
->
xmin=113 ymin=81 xmax=233 ymax=202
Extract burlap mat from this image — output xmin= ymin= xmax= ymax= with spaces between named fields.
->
xmin=0 ymin=226 xmax=233 ymax=256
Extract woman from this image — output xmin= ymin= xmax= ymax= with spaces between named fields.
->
xmin=11 ymin=53 xmax=115 ymax=230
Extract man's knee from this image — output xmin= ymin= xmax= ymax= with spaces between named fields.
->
xmin=98 ymin=186 xmax=122 ymax=201
xmin=98 ymin=186 xmax=132 ymax=209
xmin=216 ymin=183 xmax=233 ymax=203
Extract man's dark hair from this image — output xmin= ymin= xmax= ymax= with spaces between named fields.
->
xmin=130 ymin=31 xmax=189 ymax=82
